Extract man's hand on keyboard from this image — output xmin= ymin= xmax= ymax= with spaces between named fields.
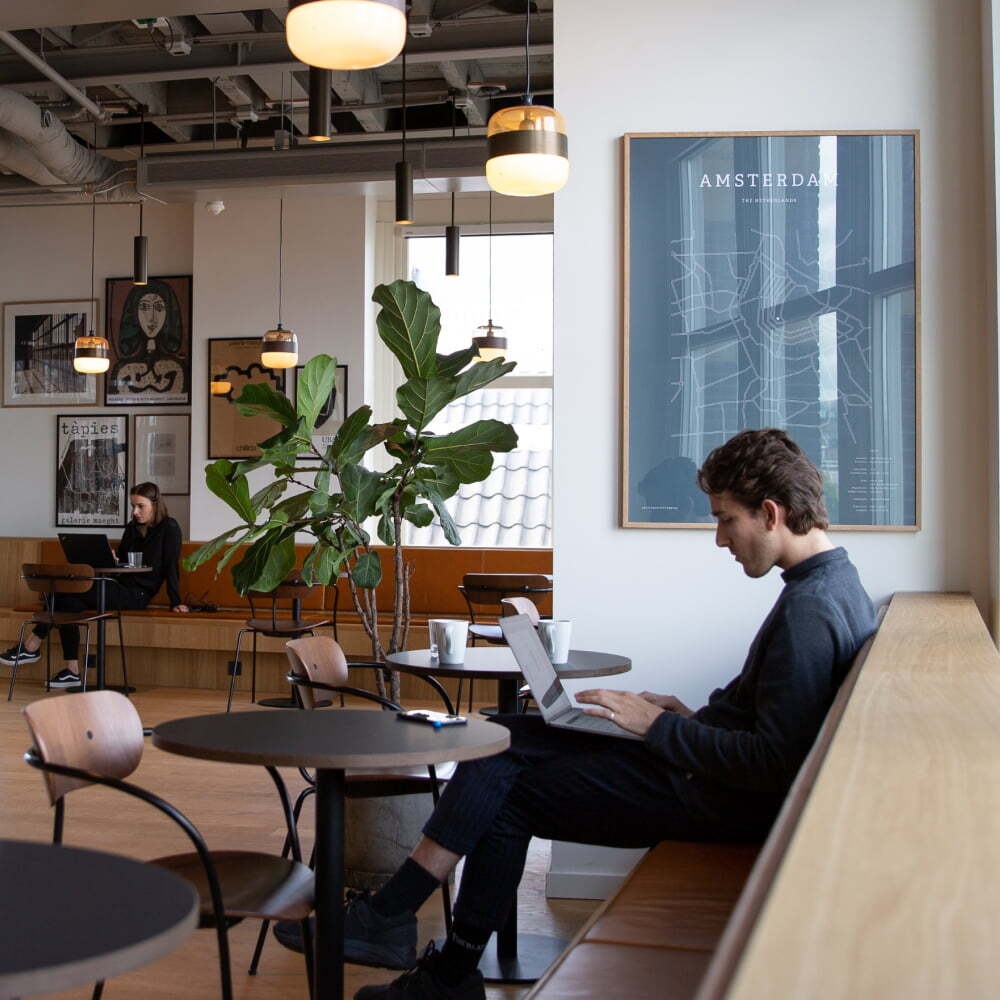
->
xmin=575 ymin=688 xmax=666 ymax=737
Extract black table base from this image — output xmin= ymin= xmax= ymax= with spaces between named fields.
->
xmin=478 ymin=931 xmax=568 ymax=984
xmin=256 ymin=696 xmax=299 ymax=709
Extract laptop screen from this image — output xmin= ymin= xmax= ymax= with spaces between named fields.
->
xmin=500 ymin=614 xmax=575 ymax=720
xmin=57 ymin=533 xmax=118 ymax=568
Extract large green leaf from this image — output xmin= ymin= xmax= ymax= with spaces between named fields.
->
xmin=412 ymin=466 xmax=461 ymax=500
xmin=422 ymin=420 xmax=517 ymax=482
xmin=272 ymin=490 xmax=313 ymax=522
xmin=340 ymin=464 xmax=383 ymax=523
xmin=396 ymin=376 xmax=455 ymax=431
xmin=427 ymin=491 xmax=461 ymax=545
xmin=251 ymin=479 xmax=287 ymax=514
xmin=330 ymin=405 xmax=373 ymax=466
xmin=452 ymin=357 xmax=516 ymax=400
xmin=182 ymin=527 xmax=242 ymax=571
xmin=436 ymin=344 xmax=478 ymax=377
xmin=342 ymin=421 xmax=405 ymax=468
xmin=373 ymin=280 xmax=440 ymax=379
xmin=205 ymin=460 xmax=255 ymax=523
xmin=233 ymin=382 xmax=297 ymax=426
xmin=376 ymin=513 xmax=395 ymax=546
xmin=295 ymin=354 xmax=338 ymax=431
xmin=351 ymin=550 xmax=382 ymax=589
xmin=403 ymin=503 xmax=435 ymax=528
xmin=231 ymin=531 xmax=297 ymax=594
xmin=305 ymin=543 xmax=349 ymax=587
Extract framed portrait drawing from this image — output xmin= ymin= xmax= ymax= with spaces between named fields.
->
xmin=104 ymin=275 xmax=192 ymax=406
xmin=3 ymin=299 xmax=100 ymax=407
xmin=55 ymin=413 xmax=129 ymax=527
xmin=134 ymin=414 xmax=190 ymax=494
xmin=208 ymin=338 xmax=287 ymax=459
xmin=294 ymin=362 xmax=347 ymax=459
xmin=622 ymin=131 xmax=919 ymax=530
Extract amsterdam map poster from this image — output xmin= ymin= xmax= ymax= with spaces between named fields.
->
xmin=622 ymin=132 xmax=919 ymax=529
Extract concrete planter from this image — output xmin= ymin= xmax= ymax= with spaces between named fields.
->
xmin=344 ymin=793 xmax=435 ymax=890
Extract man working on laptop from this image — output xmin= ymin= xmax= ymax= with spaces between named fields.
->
xmin=327 ymin=428 xmax=876 ymax=1000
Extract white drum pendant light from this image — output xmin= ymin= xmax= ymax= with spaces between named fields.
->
xmin=74 ymin=196 xmax=110 ymax=374
xmin=261 ymin=197 xmax=298 ymax=369
xmin=286 ymin=0 xmax=407 ymax=71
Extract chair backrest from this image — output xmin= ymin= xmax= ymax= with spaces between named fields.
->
xmin=22 ymin=690 xmax=144 ymax=804
xmin=22 ymin=562 xmax=95 ymax=597
xmin=247 ymin=576 xmax=325 ymax=626
xmin=285 ymin=635 xmax=349 ymax=710
xmin=459 ymin=573 xmax=553 ymax=619
xmin=501 ymin=596 xmax=540 ymax=625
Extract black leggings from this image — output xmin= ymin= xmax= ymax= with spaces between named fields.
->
xmin=32 ymin=582 xmax=149 ymax=660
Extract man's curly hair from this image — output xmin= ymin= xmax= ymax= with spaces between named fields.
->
xmin=697 ymin=428 xmax=829 ymax=535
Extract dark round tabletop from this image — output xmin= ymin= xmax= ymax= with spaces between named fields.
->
xmin=386 ymin=646 xmax=632 ymax=681
xmin=0 ymin=839 xmax=198 ymax=998
xmin=153 ymin=708 xmax=511 ymax=769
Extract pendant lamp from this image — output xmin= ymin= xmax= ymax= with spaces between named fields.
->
xmin=395 ymin=40 xmax=413 ymax=225
xmin=133 ymin=109 xmax=148 ymax=284
xmin=308 ymin=67 xmax=332 ymax=141
xmin=261 ymin=197 xmax=298 ymax=369
xmin=445 ymin=93 xmax=460 ymax=276
xmin=211 ymin=371 xmax=233 ymax=396
xmin=74 ymin=197 xmax=110 ymax=374
xmin=473 ymin=192 xmax=508 ymax=363
xmin=485 ymin=1 xmax=568 ymax=197
xmin=286 ymin=0 xmax=406 ymax=71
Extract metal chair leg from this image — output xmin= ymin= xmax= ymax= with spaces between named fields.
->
xmin=250 ymin=632 xmax=258 ymax=704
xmin=6 ymin=623 xmax=31 ymax=701
xmin=80 ymin=625 xmax=92 ymax=692
xmin=117 ymin=612 xmax=129 ymax=694
xmin=227 ymin=629 xmax=248 ymax=712
xmin=301 ymin=916 xmax=315 ymax=999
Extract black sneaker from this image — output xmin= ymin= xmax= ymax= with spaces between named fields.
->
xmin=0 ymin=645 xmax=40 ymax=667
xmin=273 ymin=890 xmax=417 ymax=969
xmin=49 ymin=669 xmax=81 ymax=689
xmin=354 ymin=942 xmax=485 ymax=1000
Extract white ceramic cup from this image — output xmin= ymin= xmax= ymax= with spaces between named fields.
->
xmin=126 ymin=551 xmax=143 ymax=568
xmin=428 ymin=619 xmax=469 ymax=664
xmin=538 ymin=620 xmax=572 ymax=664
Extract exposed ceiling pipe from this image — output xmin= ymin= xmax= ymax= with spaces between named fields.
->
xmin=0 ymin=30 xmax=108 ymax=122
xmin=0 ymin=132 xmax=62 ymax=186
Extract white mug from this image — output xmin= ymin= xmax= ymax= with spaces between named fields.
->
xmin=126 ymin=551 xmax=143 ymax=568
xmin=538 ymin=620 xmax=572 ymax=664
xmin=428 ymin=619 xmax=469 ymax=664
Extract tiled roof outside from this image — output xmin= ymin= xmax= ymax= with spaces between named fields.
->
xmin=402 ymin=387 xmax=553 ymax=548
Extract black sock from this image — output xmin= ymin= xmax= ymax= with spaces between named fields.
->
xmin=435 ymin=920 xmax=491 ymax=985
xmin=369 ymin=857 xmax=441 ymax=918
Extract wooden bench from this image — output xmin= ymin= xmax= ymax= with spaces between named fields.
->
xmin=528 ymin=601 xmax=883 ymax=1000
xmin=0 ymin=537 xmax=552 ymax=694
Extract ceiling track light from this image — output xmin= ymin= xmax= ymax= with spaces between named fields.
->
xmin=74 ymin=193 xmax=110 ymax=374
xmin=485 ymin=0 xmax=569 ymax=197
xmin=261 ymin=197 xmax=298 ymax=369
xmin=395 ymin=38 xmax=413 ymax=225
xmin=133 ymin=109 xmax=148 ymax=285
xmin=286 ymin=0 xmax=406 ymax=71
xmin=308 ymin=66 xmax=332 ymax=142
xmin=445 ymin=92 xmax=460 ymax=277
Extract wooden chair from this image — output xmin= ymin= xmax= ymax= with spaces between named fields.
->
xmin=247 ymin=634 xmax=457 ymax=975
xmin=22 ymin=689 xmax=315 ymax=1000
xmin=228 ymin=575 xmax=336 ymax=711
xmin=501 ymin=596 xmax=541 ymax=624
xmin=7 ymin=562 xmax=128 ymax=702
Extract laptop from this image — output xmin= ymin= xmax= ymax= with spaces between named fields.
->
xmin=500 ymin=614 xmax=641 ymax=741
xmin=58 ymin=532 xmax=119 ymax=568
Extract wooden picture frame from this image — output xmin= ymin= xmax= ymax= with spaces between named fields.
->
xmin=208 ymin=338 xmax=287 ymax=459
xmin=104 ymin=275 xmax=192 ymax=406
xmin=3 ymin=299 xmax=100 ymax=407
xmin=55 ymin=413 xmax=129 ymax=527
xmin=621 ymin=131 xmax=920 ymax=530
xmin=134 ymin=414 xmax=190 ymax=494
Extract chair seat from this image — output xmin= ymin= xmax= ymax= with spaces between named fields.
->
xmin=153 ymin=849 xmax=314 ymax=921
xmin=243 ymin=617 xmax=333 ymax=637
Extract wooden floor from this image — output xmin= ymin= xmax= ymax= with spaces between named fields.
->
xmin=0 ymin=678 xmax=597 ymax=1000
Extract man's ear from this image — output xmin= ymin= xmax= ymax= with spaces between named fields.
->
xmin=760 ymin=498 xmax=784 ymax=530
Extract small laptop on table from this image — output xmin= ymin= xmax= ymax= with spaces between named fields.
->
xmin=500 ymin=614 xmax=641 ymax=741
xmin=57 ymin=533 xmax=118 ymax=569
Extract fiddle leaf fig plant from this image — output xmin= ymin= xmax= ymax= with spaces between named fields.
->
xmin=185 ymin=279 xmax=517 ymax=700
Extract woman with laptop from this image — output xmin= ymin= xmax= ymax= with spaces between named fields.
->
xmin=0 ymin=482 xmax=189 ymax=688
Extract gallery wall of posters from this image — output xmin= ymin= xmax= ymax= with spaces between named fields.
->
xmin=3 ymin=299 xmax=99 ymax=407
xmin=55 ymin=413 xmax=128 ymax=527
xmin=104 ymin=275 xmax=192 ymax=406
xmin=208 ymin=337 xmax=287 ymax=459
xmin=622 ymin=131 xmax=919 ymax=529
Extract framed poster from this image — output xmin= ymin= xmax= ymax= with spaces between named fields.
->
xmin=55 ymin=413 xmax=129 ymax=527
xmin=622 ymin=131 xmax=919 ymax=529
xmin=104 ymin=275 xmax=192 ymax=405
xmin=134 ymin=414 xmax=190 ymax=494
xmin=208 ymin=338 xmax=287 ymax=459
xmin=294 ymin=362 xmax=347 ymax=459
xmin=3 ymin=299 xmax=100 ymax=407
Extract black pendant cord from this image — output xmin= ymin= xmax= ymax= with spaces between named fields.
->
xmin=138 ymin=109 xmax=145 ymax=236
xmin=90 ymin=195 xmax=97 ymax=313
xmin=401 ymin=46 xmax=407 ymax=159
xmin=277 ymin=197 xmax=284 ymax=326
xmin=487 ymin=190 xmax=493 ymax=325
xmin=524 ymin=0 xmax=533 ymax=105
xmin=449 ymin=94 xmax=457 ymax=226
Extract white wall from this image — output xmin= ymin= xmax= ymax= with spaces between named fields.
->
xmin=0 ymin=201 xmax=193 ymax=537
xmin=549 ymin=0 xmax=991 ymax=896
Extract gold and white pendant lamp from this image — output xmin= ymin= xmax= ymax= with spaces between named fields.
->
xmin=286 ymin=0 xmax=406 ymax=71
xmin=73 ymin=196 xmax=110 ymax=374
xmin=261 ymin=197 xmax=298 ymax=369
xmin=473 ymin=192 xmax=508 ymax=363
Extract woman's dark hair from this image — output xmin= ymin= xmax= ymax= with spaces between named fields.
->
xmin=130 ymin=481 xmax=169 ymax=527
xmin=118 ymin=278 xmax=184 ymax=357
xmin=697 ymin=428 xmax=829 ymax=534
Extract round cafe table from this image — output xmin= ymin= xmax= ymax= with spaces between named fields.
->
xmin=385 ymin=646 xmax=632 ymax=984
xmin=153 ymin=709 xmax=510 ymax=1000
xmin=0 ymin=839 xmax=198 ymax=999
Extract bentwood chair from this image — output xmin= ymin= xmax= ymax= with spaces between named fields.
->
xmin=247 ymin=634 xmax=457 ymax=975
xmin=228 ymin=575 xmax=335 ymax=711
xmin=22 ymin=690 xmax=315 ymax=1000
xmin=7 ymin=563 xmax=128 ymax=701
